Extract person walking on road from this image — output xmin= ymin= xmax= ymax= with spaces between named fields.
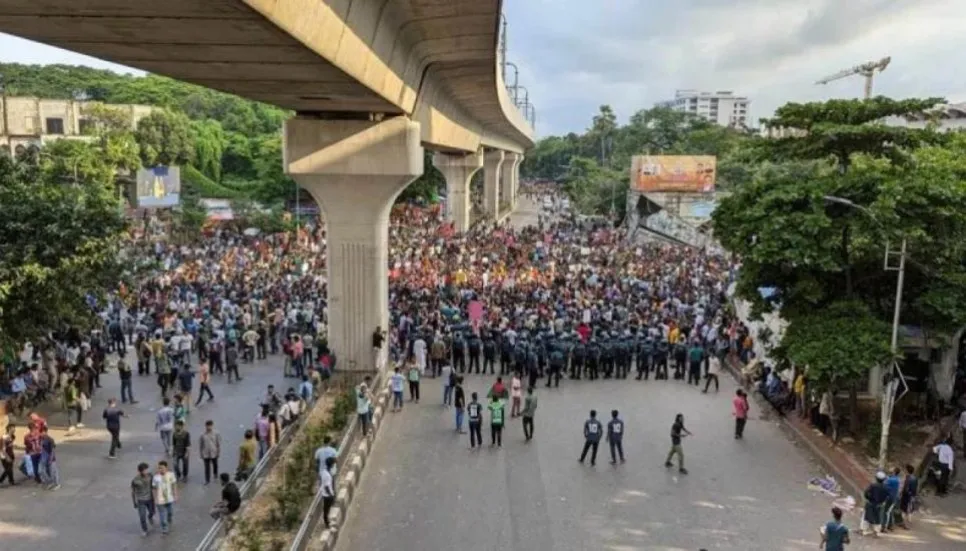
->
xmin=820 ymin=506 xmax=850 ymax=551
xmin=664 ymin=413 xmax=691 ymax=474
xmin=932 ymin=438 xmax=954 ymax=496
xmin=453 ymin=376 xmax=466 ymax=433
xmin=702 ymin=354 xmax=720 ymax=393
xmin=390 ymin=367 xmax=405 ymax=412
xmin=195 ymin=360 xmax=214 ymax=405
xmin=607 ymin=409 xmax=625 ymax=465
xmin=132 ymin=462 xmax=156 ymax=537
xmin=522 ymin=387 xmax=537 ymax=442
xmin=510 ymin=373 xmax=523 ymax=417
xmin=156 ymin=397 xmax=175 ymax=456
xmin=103 ymin=398 xmax=125 ymax=459
xmin=467 ymin=392 xmax=483 ymax=449
xmin=118 ymin=354 xmax=137 ymax=404
xmin=177 ymin=365 xmax=195 ymax=414
xmin=321 ymin=456 xmax=337 ymax=528
xmin=488 ymin=394 xmax=505 ymax=447
xmin=153 ymin=460 xmax=178 ymax=535
xmin=225 ymin=343 xmax=242 ymax=383
xmin=441 ymin=363 xmax=453 ymax=405
xmin=733 ymin=389 xmax=750 ymax=439
xmin=579 ymin=410 xmax=603 ymax=466
xmin=407 ymin=361 xmax=421 ymax=403
xmin=199 ymin=420 xmax=221 ymax=486
xmin=172 ymin=420 xmax=190 ymax=481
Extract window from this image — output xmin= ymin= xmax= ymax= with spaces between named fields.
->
xmin=45 ymin=117 xmax=65 ymax=135
xmin=78 ymin=118 xmax=95 ymax=135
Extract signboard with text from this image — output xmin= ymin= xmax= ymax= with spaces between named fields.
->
xmin=632 ymin=155 xmax=716 ymax=193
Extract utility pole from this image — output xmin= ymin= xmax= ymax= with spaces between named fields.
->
xmin=879 ymin=237 xmax=907 ymax=469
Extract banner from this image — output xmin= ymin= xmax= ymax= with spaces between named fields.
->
xmin=632 ymin=155 xmax=716 ymax=193
xmin=136 ymin=166 xmax=181 ymax=208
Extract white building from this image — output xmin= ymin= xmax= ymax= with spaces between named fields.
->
xmin=662 ymin=89 xmax=750 ymax=128
xmin=882 ymin=102 xmax=966 ymax=132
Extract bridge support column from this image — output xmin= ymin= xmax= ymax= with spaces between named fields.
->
xmin=501 ymin=152 xmax=522 ymax=211
xmin=483 ymin=150 xmax=504 ymax=219
xmin=513 ymin=155 xmax=525 ymax=205
xmin=433 ymin=150 xmax=482 ymax=233
xmin=284 ymin=116 xmax=423 ymax=372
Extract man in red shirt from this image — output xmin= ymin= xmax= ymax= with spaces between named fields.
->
xmin=23 ymin=428 xmax=44 ymax=483
xmin=733 ymin=389 xmax=750 ymax=439
xmin=488 ymin=377 xmax=508 ymax=401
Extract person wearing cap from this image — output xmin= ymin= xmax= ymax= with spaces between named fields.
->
xmin=860 ymin=471 xmax=890 ymax=536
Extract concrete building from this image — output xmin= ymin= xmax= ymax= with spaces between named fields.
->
xmin=662 ymin=89 xmax=749 ymax=127
xmin=662 ymin=89 xmax=750 ymax=127
xmin=0 ymin=95 xmax=154 ymax=153
xmin=882 ymin=101 xmax=966 ymax=132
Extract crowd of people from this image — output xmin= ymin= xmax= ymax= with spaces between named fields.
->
xmin=7 ymin=180 xmax=918 ymax=549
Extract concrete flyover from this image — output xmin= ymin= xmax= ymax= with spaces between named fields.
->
xmin=0 ymin=0 xmax=534 ymax=372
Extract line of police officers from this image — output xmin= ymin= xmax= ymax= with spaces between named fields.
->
xmin=420 ymin=324 xmax=728 ymax=387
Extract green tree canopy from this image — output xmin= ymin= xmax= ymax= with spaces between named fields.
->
xmin=713 ymin=96 xmax=966 ymax=403
xmin=135 ymin=109 xmax=195 ymax=168
xmin=0 ymin=149 xmax=126 ymax=348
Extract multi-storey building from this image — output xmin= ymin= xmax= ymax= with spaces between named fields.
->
xmin=0 ymin=96 xmax=154 ymax=153
xmin=661 ymin=89 xmax=750 ymax=128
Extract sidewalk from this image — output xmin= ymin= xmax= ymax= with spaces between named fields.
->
xmin=721 ymin=357 xmax=966 ymax=520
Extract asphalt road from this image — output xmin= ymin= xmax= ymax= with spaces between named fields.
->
xmin=336 ymin=373 xmax=965 ymax=551
xmin=0 ymin=351 xmax=291 ymax=551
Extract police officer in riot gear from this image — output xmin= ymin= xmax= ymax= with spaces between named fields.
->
xmin=467 ymin=331 xmax=482 ymax=374
xmin=482 ymin=332 xmax=497 ymax=375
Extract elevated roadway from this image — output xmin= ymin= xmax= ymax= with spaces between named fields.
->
xmin=0 ymin=0 xmax=534 ymax=373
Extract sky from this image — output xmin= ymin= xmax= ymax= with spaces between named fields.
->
xmin=2 ymin=0 xmax=966 ymax=137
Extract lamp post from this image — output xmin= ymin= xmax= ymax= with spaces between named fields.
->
xmin=824 ymin=195 xmax=906 ymax=469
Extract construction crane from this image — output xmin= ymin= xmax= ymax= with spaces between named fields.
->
xmin=815 ymin=56 xmax=891 ymax=99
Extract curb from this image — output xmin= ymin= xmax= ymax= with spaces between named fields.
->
xmin=720 ymin=358 xmax=868 ymax=500
xmin=311 ymin=386 xmax=390 ymax=551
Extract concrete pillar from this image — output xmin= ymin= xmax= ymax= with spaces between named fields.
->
xmin=501 ymin=152 xmax=522 ymax=211
xmin=433 ymin=150 xmax=482 ymax=233
xmin=284 ymin=116 xmax=423 ymax=371
xmin=483 ymin=150 xmax=504 ymax=218
xmin=514 ymin=155 xmax=525 ymax=203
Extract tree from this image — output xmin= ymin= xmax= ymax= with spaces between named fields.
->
xmin=83 ymin=102 xmax=141 ymax=175
xmin=714 ymin=96 xmax=966 ymax=423
xmin=135 ymin=109 xmax=195 ymax=168
xmin=397 ymin=151 xmax=444 ymax=203
xmin=189 ymin=119 xmax=225 ymax=182
xmin=0 ymin=151 xmax=126 ymax=348
xmin=172 ymin=193 xmax=208 ymax=243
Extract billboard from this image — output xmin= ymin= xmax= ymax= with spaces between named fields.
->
xmin=199 ymin=199 xmax=234 ymax=221
xmin=632 ymin=155 xmax=716 ymax=193
xmin=136 ymin=166 xmax=181 ymax=208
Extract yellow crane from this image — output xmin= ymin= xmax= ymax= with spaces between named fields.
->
xmin=815 ymin=56 xmax=891 ymax=99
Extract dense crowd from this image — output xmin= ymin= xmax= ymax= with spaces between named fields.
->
xmin=0 ymin=182 xmax=771 ymax=540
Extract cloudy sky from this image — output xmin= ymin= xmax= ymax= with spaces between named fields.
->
xmin=2 ymin=0 xmax=965 ymax=137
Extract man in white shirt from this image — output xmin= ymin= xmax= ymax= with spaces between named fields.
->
xmin=933 ymin=438 xmax=954 ymax=496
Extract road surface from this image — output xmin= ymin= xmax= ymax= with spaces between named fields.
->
xmin=0 ymin=352 xmax=290 ymax=551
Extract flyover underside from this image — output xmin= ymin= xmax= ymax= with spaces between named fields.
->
xmin=0 ymin=0 xmax=397 ymax=114
xmin=0 ymin=0 xmax=534 ymax=153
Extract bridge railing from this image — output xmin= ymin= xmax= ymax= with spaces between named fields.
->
xmin=289 ymin=373 xmax=384 ymax=551
xmin=193 ymin=409 xmax=309 ymax=551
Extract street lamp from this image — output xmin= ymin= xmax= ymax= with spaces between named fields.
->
xmin=824 ymin=195 xmax=907 ymax=469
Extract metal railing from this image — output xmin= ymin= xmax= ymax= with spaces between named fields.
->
xmin=289 ymin=373 xmax=383 ymax=551
xmin=193 ymin=383 xmax=326 ymax=551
